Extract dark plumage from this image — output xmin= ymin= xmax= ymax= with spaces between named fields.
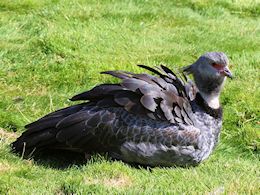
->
xmin=11 ymin=52 xmax=232 ymax=167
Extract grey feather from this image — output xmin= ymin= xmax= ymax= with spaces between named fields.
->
xmin=140 ymin=95 xmax=157 ymax=112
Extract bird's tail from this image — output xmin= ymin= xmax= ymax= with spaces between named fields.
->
xmin=11 ymin=103 xmax=87 ymax=157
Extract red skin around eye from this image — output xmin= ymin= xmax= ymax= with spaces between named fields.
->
xmin=212 ymin=63 xmax=224 ymax=71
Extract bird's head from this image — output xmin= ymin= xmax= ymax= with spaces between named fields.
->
xmin=184 ymin=52 xmax=232 ymax=80
xmin=183 ymin=52 xmax=233 ymax=108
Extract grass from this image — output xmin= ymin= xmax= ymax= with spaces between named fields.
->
xmin=0 ymin=0 xmax=259 ymax=194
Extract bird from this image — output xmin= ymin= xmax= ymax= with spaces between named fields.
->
xmin=11 ymin=52 xmax=232 ymax=167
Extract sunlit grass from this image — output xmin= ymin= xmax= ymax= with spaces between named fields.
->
xmin=0 ymin=0 xmax=259 ymax=194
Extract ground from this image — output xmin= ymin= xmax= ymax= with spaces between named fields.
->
xmin=0 ymin=0 xmax=259 ymax=194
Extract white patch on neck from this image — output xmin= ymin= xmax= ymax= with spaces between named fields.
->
xmin=200 ymin=92 xmax=220 ymax=109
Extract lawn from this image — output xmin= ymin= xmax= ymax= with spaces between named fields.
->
xmin=0 ymin=0 xmax=259 ymax=194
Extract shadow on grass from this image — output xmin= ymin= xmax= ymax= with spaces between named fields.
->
xmin=22 ymin=150 xmax=155 ymax=171
xmin=29 ymin=150 xmax=88 ymax=170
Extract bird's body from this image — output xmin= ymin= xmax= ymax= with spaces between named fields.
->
xmin=12 ymin=52 xmax=232 ymax=167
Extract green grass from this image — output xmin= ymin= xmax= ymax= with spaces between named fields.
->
xmin=0 ymin=0 xmax=259 ymax=194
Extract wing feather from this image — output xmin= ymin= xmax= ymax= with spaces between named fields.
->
xmin=140 ymin=95 xmax=158 ymax=112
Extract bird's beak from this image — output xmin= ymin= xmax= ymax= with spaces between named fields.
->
xmin=222 ymin=66 xmax=233 ymax=79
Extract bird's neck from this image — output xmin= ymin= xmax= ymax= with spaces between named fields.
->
xmin=199 ymin=92 xmax=220 ymax=109
xmin=193 ymin=93 xmax=223 ymax=119
xmin=194 ymin=76 xmax=225 ymax=109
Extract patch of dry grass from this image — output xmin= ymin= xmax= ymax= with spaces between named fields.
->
xmin=0 ymin=128 xmax=18 ymax=140
xmin=84 ymin=174 xmax=132 ymax=189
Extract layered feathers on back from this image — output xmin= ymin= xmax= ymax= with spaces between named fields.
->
xmin=12 ymin=55 xmax=228 ymax=167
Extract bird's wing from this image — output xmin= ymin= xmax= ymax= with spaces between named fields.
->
xmin=12 ymin=65 xmax=199 ymax=156
xmin=71 ymin=65 xmax=196 ymax=126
